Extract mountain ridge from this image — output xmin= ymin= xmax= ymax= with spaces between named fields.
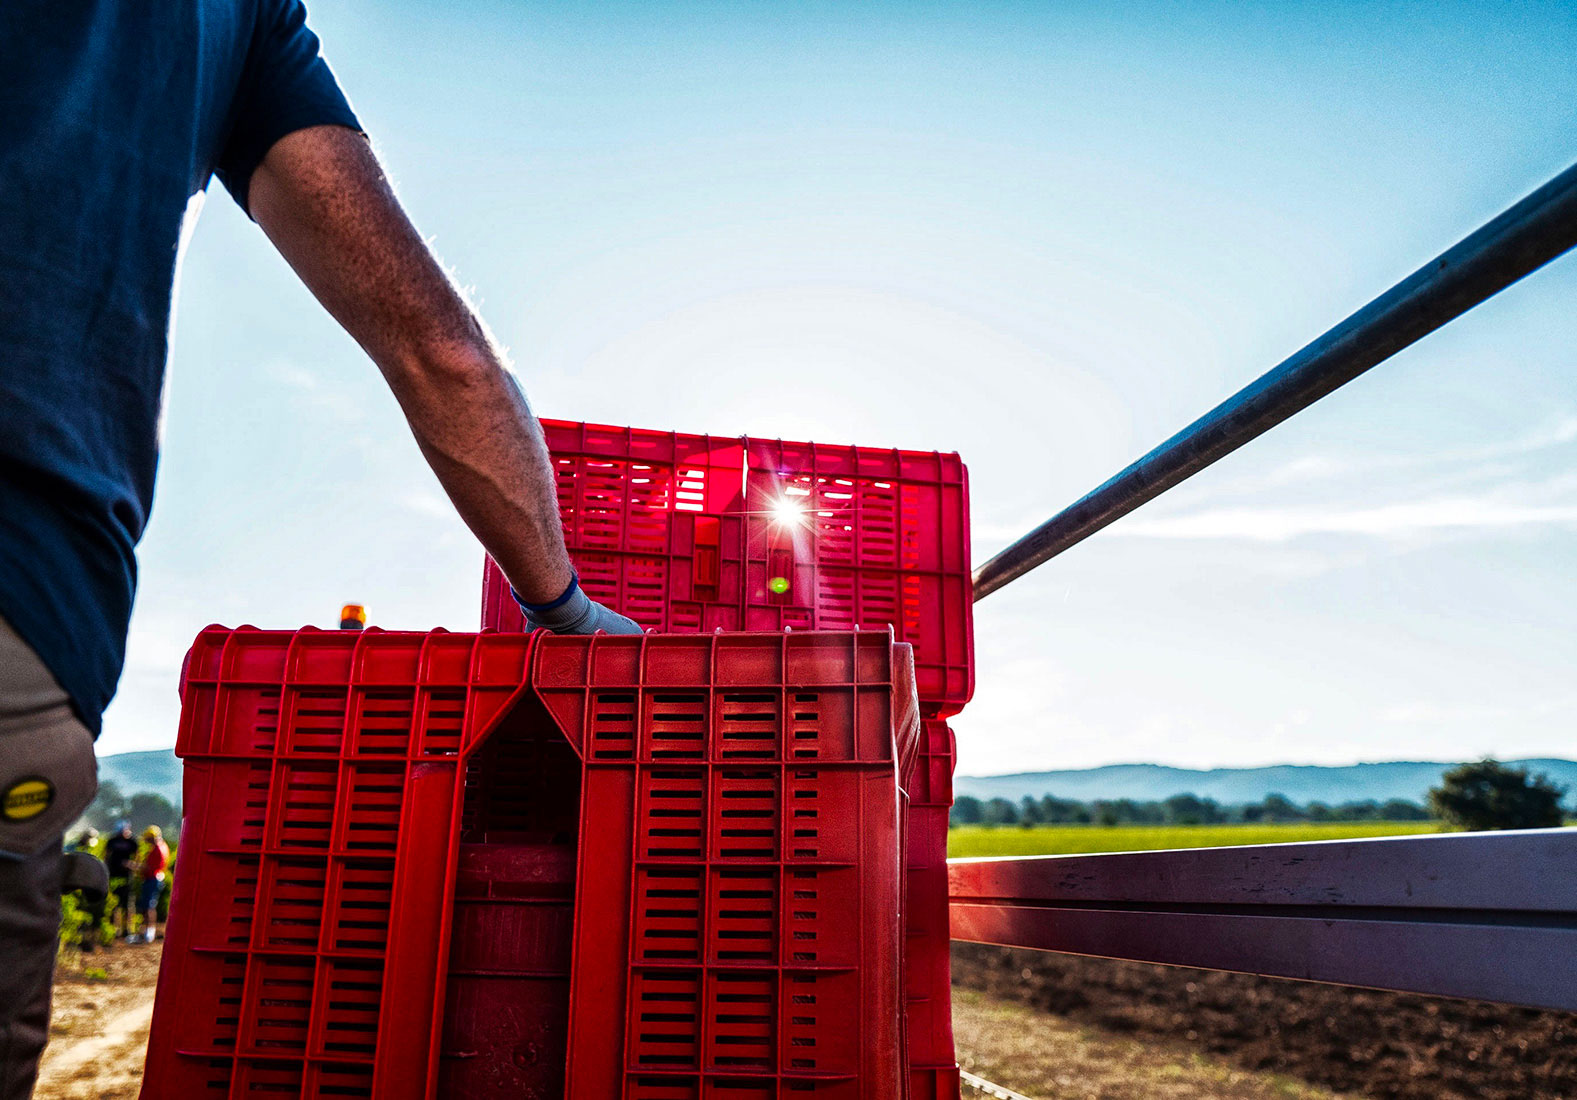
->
xmin=955 ymin=758 xmax=1577 ymax=806
xmin=97 ymin=748 xmax=1577 ymax=812
xmin=96 ymin=748 xmax=183 ymax=808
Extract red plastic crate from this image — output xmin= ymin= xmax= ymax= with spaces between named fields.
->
xmin=909 ymin=1065 xmax=963 ymax=1099
xmin=438 ymin=683 xmax=584 ymax=1097
xmin=481 ymin=420 xmax=974 ymax=715
xmin=902 ymin=720 xmax=959 ymax=1087
xmin=147 ymin=628 xmax=919 ymax=1099
xmin=531 ymin=631 xmax=919 ymax=1099
xmin=143 ymin=627 xmax=538 ymax=1100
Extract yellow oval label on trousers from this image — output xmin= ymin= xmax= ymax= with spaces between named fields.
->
xmin=2 ymin=777 xmax=54 ymax=821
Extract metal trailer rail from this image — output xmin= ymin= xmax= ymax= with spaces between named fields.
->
xmin=951 ymin=830 xmax=1577 ymax=1012
xmin=973 ymin=162 xmax=1577 ymax=599
xmin=956 ymin=162 xmax=1577 ymax=1014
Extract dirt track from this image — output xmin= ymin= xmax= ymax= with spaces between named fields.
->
xmin=954 ymin=944 xmax=1577 ymax=1100
xmin=35 ymin=943 xmax=160 ymax=1100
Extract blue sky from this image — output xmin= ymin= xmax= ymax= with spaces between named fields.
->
xmin=104 ymin=1 xmax=1577 ymax=776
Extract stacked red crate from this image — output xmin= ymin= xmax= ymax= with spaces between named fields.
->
xmin=439 ymin=669 xmax=583 ymax=1096
xmin=481 ymin=419 xmax=971 ymax=1096
xmin=905 ymin=720 xmax=961 ymax=1099
xmin=142 ymin=627 xmax=538 ymax=1098
xmin=142 ymin=627 xmax=917 ymax=1100
xmin=534 ymin=631 xmax=916 ymax=1099
xmin=481 ymin=419 xmax=973 ymax=716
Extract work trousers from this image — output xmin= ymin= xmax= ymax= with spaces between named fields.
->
xmin=0 ymin=617 xmax=98 ymax=1100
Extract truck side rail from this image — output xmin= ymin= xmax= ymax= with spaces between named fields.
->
xmin=949 ymin=828 xmax=1577 ymax=1012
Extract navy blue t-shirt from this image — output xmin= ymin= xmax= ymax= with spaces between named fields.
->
xmin=0 ymin=1 xmax=360 ymax=733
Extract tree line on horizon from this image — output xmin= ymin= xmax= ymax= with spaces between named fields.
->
xmin=950 ymin=790 xmax=1431 ymax=828
xmin=950 ymin=759 xmax=1570 ymax=831
xmin=77 ymin=779 xmax=180 ymax=839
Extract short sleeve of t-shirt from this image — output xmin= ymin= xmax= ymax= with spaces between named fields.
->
xmin=214 ymin=0 xmax=361 ymax=216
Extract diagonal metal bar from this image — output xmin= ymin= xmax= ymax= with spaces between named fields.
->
xmin=973 ymin=161 xmax=1577 ymax=600
xmin=948 ymin=828 xmax=1577 ymax=1011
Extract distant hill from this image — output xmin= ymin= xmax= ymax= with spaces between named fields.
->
xmin=954 ymin=759 xmax=1577 ymax=808
xmin=104 ymin=748 xmax=1577 ymax=814
xmin=97 ymin=748 xmax=181 ymax=808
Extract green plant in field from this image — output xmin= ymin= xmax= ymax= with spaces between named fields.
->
xmin=82 ymin=967 xmax=108 ymax=982
xmin=58 ymin=883 xmax=117 ymax=957
xmin=57 ymin=893 xmax=89 ymax=959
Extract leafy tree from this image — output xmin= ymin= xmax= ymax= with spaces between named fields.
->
xmin=1259 ymin=793 xmax=1304 ymax=823
xmin=1017 ymin=797 xmax=1042 ymax=827
xmin=949 ymin=796 xmax=983 ymax=826
xmin=124 ymin=791 xmax=180 ymax=838
xmin=1378 ymin=798 xmax=1431 ymax=822
xmin=1331 ymin=799 xmax=1379 ymax=822
xmin=1429 ymin=759 xmax=1566 ymax=831
xmin=1238 ymin=794 xmax=1304 ymax=823
xmin=82 ymin=779 xmax=126 ymax=831
xmin=982 ymin=798 xmax=1019 ymax=827
xmin=1305 ymin=801 xmax=1335 ymax=822
xmin=1036 ymin=795 xmax=1090 ymax=825
xmin=1097 ymin=798 xmax=1160 ymax=825
xmin=1163 ymin=792 xmax=1223 ymax=825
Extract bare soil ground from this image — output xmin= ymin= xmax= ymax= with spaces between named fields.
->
xmin=30 ymin=937 xmax=1577 ymax=1099
xmin=34 ymin=942 xmax=160 ymax=1100
xmin=953 ymin=944 xmax=1577 ymax=1100
xmin=953 ymin=988 xmax=1353 ymax=1100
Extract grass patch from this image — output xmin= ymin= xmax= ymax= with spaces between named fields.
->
xmin=947 ymin=820 xmax=1438 ymax=858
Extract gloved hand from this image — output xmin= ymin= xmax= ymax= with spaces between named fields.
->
xmin=513 ymin=575 xmax=643 ymax=635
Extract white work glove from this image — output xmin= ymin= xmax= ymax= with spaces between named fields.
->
xmin=513 ymin=576 xmax=643 ymax=635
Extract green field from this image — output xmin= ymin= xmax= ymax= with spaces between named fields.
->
xmin=947 ymin=820 xmax=1439 ymax=858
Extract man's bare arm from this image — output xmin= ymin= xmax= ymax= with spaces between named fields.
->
xmin=247 ymin=124 xmax=588 ymax=611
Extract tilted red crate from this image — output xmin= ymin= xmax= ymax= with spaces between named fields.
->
xmin=480 ymin=420 xmax=974 ymax=715
xmin=144 ymin=627 xmax=918 ymax=1099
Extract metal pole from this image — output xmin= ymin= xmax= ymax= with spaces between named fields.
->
xmin=973 ymin=162 xmax=1577 ymax=601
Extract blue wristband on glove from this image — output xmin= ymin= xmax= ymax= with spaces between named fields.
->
xmin=513 ymin=574 xmax=579 ymax=613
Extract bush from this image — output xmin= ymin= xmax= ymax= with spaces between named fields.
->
xmin=57 ymin=892 xmax=114 ymax=958
xmin=1429 ymin=759 xmax=1567 ymax=831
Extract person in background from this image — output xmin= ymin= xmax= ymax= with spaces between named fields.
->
xmin=65 ymin=830 xmax=103 ymax=953
xmin=0 ymin=3 xmax=641 ymax=1094
xmin=101 ymin=821 xmax=139 ymax=942
xmin=131 ymin=827 xmax=170 ymax=945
